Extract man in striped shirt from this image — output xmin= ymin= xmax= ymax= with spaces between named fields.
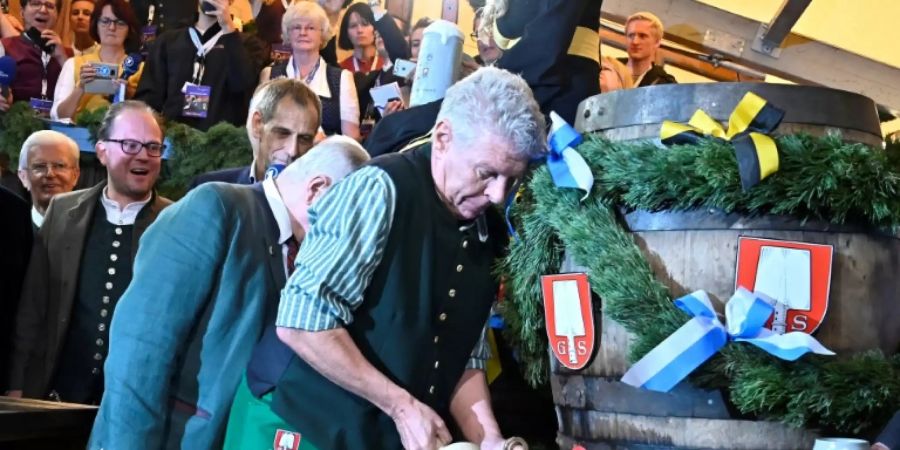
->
xmin=244 ymin=66 xmax=547 ymax=450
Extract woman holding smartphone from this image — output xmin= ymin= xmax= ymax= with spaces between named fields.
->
xmin=51 ymin=0 xmax=142 ymax=121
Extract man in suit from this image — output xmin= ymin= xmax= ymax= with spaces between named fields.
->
xmin=622 ymin=11 xmax=677 ymax=87
xmin=0 ymin=186 xmax=32 ymax=390
xmin=15 ymin=130 xmax=82 ymax=229
xmin=189 ymin=78 xmax=322 ymax=187
xmin=6 ymin=100 xmax=171 ymax=403
xmin=88 ymin=134 xmax=369 ymax=450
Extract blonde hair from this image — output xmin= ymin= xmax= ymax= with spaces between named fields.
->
xmin=282 ymin=1 xmax=334 ymax=49
xmin=625 ymin=11 xmax=664 ymax=41
xmin=601 ymin=56 xmax=634 ymax=90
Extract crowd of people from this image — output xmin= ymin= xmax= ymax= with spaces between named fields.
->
xmin=1 ymin=1 xmax=897 ymax=450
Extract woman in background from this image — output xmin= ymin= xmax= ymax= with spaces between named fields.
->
xmin=51 ymin=0 xmax=143 ymax=121
xmin=261 ymin=1 xmax=359 ymax=139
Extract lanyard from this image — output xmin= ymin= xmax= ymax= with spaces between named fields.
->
xmin=147 ymin=4 xmax=155 ymax=24
xmin=188 ymin=27 xmax=225 ymax=84
xmin=288 ymin=56 xmax=320 ymax=85
xmin=352 ymin=53 xmax=379 ymax=74
xmin=23 ymin=34 xmax=51 ymax=97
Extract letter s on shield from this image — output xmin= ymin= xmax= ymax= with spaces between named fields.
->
xmin=541 ymin=273 xmax=596 ymax=370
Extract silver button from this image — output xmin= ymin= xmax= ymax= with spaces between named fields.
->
xmin=98 ymin=323 xmax=106 ymax=332
xmin=439 ymin=313 xmax=447 ymax=322
xmin=456 ymin=265 xmax=463 ymax=272
xmin=428 ymin=385 xmax=435 ymax=394
xmin=433 ymin=336 xmax=439 ymax=344
xmin=92 ymin=368 xmax=100 ymax=375
xmin=105 ymin=282 xmax=113 ymax=290
xmin=112 ymin=240 xmax=121 ymax=248
xmin=448 ymin=289 xmax=456 ymax=298
xmin=108 ymin=268 xmax=116 ymax=276
xmin=96 ymin=338 xmax=104 ymax=346
xmin=100 ymin=309 xmax=108 ymax=318
xmin=434 ymin=361 xmax=440 ymax=369
xmin=102 ymin=296 xmax=110 ymax=304
xmin=115 ymin=227 xmax=123 ymax=235
xmin=110 ymin=254 xmax=118 ymax=262
xmin=94 ymin=353 xmax=103 ymax=361
xmin=462 ymin=240 xmax=468 ymax=249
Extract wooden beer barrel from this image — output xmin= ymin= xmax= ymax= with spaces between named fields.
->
xmin=550 ymin=83 xmax=893 ymax=449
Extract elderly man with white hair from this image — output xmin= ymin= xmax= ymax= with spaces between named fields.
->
xmin=17 ymin=130 xmax=81 ymax=228
xmin=88 ymin=134 xmax=371 ymax=450
xmin=230 ymin=66 xmax=545 ymax=450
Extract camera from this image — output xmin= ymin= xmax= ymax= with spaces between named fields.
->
xmin=94 ymin=64 xmax=114 ymax=79
xmin=25 ymin=27 xmax=55 ymax=54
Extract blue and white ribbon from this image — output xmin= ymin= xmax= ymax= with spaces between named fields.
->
xmin=547 ymin=111 xmax=594 ymax=200
xmin=504 ymin=112 xmax=595 ymax=239
xmin=621 ymin=288 xmax=834 ymax=393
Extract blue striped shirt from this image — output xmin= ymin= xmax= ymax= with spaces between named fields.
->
xmin=276 ymin=166 xmax=489 ymax=370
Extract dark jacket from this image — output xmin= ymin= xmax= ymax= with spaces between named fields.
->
xmin=0 ymin=186 xmax=32 ymax=390
xmin=189 ymin=165 xmax=255 ymax=190
xmin=7 ymin=182 xmax=171 ymax=397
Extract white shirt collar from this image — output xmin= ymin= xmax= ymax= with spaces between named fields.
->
xmin=262 ymin=177 xmax=294 ymax=245
xmin=286 ymin=55 xmax=331 ymax=99
xmin=31 ymin=206 xmax=44 ymax=228
xmin=100 ymin=187 xmax=152 ymax=226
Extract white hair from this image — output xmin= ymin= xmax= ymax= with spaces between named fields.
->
xmin=18 ymin=130 xmax=80 ymax=171
xmin=281 ymin=135 xmax=370 ymax=183
xmin=282 ymin=1 xmax=333 ymax=49
xmin=436 ymin=66 xmax=547 ymax=159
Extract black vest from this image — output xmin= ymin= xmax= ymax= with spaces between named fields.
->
xmin=271 ymin=61 xmax=343 ymax=136
xmin=269 ymin=145 xmax=505 ymax=449
xmin=51 ymin=199 xmax=135 ymax=404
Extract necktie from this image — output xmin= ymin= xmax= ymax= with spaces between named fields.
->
xmin=286 ymin=237 xmax=299 ymax=276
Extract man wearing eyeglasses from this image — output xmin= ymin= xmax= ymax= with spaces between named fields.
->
xmin=15 ymin=130 xmax=81 ymax=229
xmin=0 ymin=0 xmax=73 ymax=112
xmin=6 ymin=100 xmax=171 ymax=405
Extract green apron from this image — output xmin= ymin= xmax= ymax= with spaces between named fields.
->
xmin=223 ymin=376 xmax=320 ymax=450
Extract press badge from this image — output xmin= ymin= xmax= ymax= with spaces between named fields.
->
xmin=182 ymin=84 xmax=211 ymax=118
xmin=270 ymin=43 xmax=291 ymax=64
xmin=30 ymin=98 xmax=52 ymax=118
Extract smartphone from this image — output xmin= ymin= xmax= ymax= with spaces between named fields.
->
xmin=200 ymin=0 xmax=217 ymax=15
xmin=84 ymin=63 xmax=120 ymax=95
xmin=392 ymin=58 xmax=416 ymax=80
xmin=25 ymin=27 xmax=55 ymax=54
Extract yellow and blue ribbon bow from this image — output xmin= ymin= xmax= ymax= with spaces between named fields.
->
xmin=660 ymin=92 xmax=785 ymax=191
xmin=505 ymin=112 xmax=594 ymax=239
xmin=621 ymin=288 xmax=834 ymax=393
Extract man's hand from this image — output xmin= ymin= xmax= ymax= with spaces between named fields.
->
xmin=0 ymin=91 xmax=12 ymax=112
xmin=383 ymin=99 xmax=404 ymax=116
xmin=41 ymin=29 xmax=67 ymax=63
xmin=206 ymin=0 xmax=237 ymax=34
xmin=388 ymin=394 xmax=452 ymax=450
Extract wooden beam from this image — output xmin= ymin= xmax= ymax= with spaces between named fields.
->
xmin=600 ymin=28 xmax=764 ymax=82
xmin=601 ymin=0 xmax=900 ymax=113
xmin=441 ymin=0 xmax=459 ymax=23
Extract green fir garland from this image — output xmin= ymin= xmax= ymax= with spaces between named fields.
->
xmin=499 ymin=134 xmax=900 ymax=434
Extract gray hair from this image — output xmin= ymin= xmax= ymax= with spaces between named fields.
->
xmin=436 ymin=66 xmax=547 ymax=159
xmin=280 ymin=135 xmax=370 ymax=183
xmin=18 ymin=130 xmax=80 ymax=171
xmin=282 ymin=1 xmax=333 ymax=49
xmin=254 ymin=78 xmax=322 ymax=125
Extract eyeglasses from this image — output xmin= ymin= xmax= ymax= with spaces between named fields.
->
xmin=98 ymin=17 xmax=128 ymax=29
xmin=104 ymin=139 xmax=166 ymax=157
xmin=289 ymin=24 xmax=320 ymax=34
xmin=29 ymin=162 xmax=73 ymax=176
xmin=27 ymin=0 xmax=56 ymax=11
xmin=469 ymin=32 xmax=478 ymax=40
